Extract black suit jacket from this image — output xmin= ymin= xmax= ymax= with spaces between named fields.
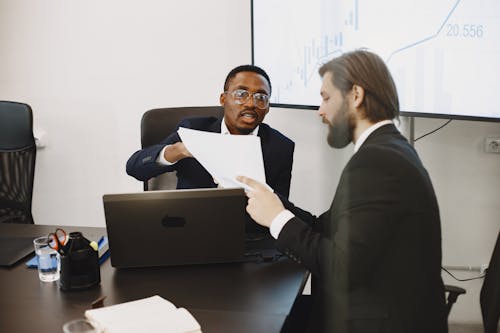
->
xmin=126 ymin=116 xmax=295 ymax=198
xmin=278 ymin=124 xmax=447 ymax=333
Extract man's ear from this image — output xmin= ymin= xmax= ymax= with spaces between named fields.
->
xmin=351 ymin=84 xmax=365 ymax=108
xmin=219 ymin=93 xmax=226 ymax=106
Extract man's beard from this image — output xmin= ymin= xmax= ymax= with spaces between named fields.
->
xmin=326 ymin=100 xmax=355 ymax=148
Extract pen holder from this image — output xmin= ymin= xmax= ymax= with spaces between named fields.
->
xmin=60 ymin=232 xmax=100 ymax=291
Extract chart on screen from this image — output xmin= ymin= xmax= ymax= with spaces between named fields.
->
xmin=253 ymin=0 xmax=500 ymax=120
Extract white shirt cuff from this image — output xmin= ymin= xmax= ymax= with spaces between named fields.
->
xmin=270 ymin=210 xmax=295 ymax=239
xmin=156 ymin=145 xmax=176 ymax=165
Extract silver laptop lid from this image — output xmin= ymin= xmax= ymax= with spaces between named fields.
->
xmin=103 ymin=188 xmax=246 ymax=268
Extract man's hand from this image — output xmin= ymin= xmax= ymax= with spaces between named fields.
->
xmin=236 ymin=176 xmax=285 ymax=228
xmin=164 ymin=142 xmax=192 ymax=163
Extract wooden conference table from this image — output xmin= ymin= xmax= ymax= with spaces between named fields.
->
xmin=0 ymin=223 xmax=308 ymax=333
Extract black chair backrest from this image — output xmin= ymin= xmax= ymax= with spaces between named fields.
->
xmin=0 ymin=101 xmax=36 ymax=224
xmin=481 ymin=231 xmax=500 ymax=333
xmin=140 ymin=106 xmax=224 ymax=190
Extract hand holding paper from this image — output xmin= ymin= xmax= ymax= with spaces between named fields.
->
xmin=177 ymin=127 xmax=271 ymax=192
xmin=236 ymin=176 xmax=285 ymax=228
xmin=164 ymin=142 xmax=193 ymax=163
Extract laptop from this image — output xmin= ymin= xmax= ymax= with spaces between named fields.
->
xmin=0 ymin=236 xmax=35 ymax=267
xmin=103 ymin=188 xmax=250 ymax=268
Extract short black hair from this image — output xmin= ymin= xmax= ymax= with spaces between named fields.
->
xmin=223 ymin=65 xmax=272 ymax=94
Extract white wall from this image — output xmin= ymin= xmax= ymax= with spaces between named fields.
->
xmin=0 ymin=0 xmax=252 ymax=227
xmin=1 ymin=0 xmax=498 ymax=325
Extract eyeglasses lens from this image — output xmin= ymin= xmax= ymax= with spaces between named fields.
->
xmin=231 ymin=90 xmax=269 ymax=108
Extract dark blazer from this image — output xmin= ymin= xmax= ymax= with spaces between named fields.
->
xmin=278 ymin=124 xmax=447 ymax=333
xmin=126 ymin=116 xmax=295 ymax=198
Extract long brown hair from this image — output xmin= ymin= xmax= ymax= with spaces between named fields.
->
xmin=319 ymin=50 xmax=399 ymax=122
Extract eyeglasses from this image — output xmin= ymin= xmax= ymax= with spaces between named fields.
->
xmin=225 ymin=89 xmax=270 ymax=109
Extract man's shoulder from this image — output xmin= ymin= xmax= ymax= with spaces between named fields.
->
xmin=356 ymin=139 xmax=412 ymax=162
xmin=358 ymin=126 xmax=413 ymax=157
xmin=353 ymin=135 xmax=424 ymax=175
xmin=178 ymin=116 xmax=221 ymax=130
xmin=259 ymin=123 xmax=294 ymax=147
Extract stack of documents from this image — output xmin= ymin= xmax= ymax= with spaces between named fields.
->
xmin=85 ymin=295 xmax=201 ymax=333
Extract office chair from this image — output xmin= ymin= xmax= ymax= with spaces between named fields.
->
xmin=480 ymin=231 xmax=500 ymax=333
xmin=140 ymin=106 xmax=224 ymax=191
xmin=445 ymin=231 xmax=500 ymax=332
xmin=0 ymin=101 xmax=36 ymax=224
xmin=445 ymin=284 xmax=466 ymax=317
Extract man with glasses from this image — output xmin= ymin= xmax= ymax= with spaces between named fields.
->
xmin=126 ymin=65 xmax=294 ymax=199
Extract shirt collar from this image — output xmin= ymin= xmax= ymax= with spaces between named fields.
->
xmin=354 ymin=119 xmax=393 ymax=153
xmin=221 ymin=117 xmax=259 ymax=136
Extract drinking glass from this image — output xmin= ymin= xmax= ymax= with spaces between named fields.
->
xmin=33 ymin=236 xmax=60 ymax=282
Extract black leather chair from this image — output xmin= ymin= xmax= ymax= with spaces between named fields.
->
xmin=0 ymin=101 xmax=36 ymax=224
xmin=445 ymin=231 xmax=500 ymax=332
xmin=140 ymin=106 xmax=224 ymax=191
xmin=445 ymin=284 xmax=466 ymax=317
xmin=480 ymin=231 xmax=500 ymax=333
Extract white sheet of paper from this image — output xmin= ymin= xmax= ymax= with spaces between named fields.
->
xmin=85 ymin=295 xmax=201 ymax=333
xmin=177 ymin=127 xmax=267 ymax=191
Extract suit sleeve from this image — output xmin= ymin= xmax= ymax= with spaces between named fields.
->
xmin=276 ymin=147 xmax=404 ymax=291
xmin=125 ymin=119 xmax=191 ymax=181
xmin=276 ymin=192 xmax=320 ymax=227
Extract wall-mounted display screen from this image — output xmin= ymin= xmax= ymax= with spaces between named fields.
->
xmin=252 ymin=0 xmax=500 ymax=121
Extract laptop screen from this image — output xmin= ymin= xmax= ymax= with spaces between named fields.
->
xmin=103 ymin=188 xmax=247 ymax=268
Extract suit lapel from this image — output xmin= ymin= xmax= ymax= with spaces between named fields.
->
xmin=258 ymin=124 xmax=272 ymax=179
xmin=207 ymin=118 xmax=223 ymax=133
xmin=257 ymin=123 xmax=269 ymax=142
xmin=258 ymin=124 xmax=271 ymax=157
